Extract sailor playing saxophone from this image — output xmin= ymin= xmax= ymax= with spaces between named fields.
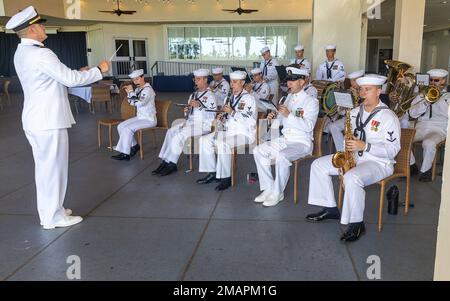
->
xmin=245 ymin=68 xmax=272 ymax=113
xmin=197 ymin=71 xmax=257 ymax=191
xmin=306 ymin=75 xmax=400 ymax=242
xmin=408 ymin=69 xmax=449 ymax=182
xmin=153 ymin=69 xmax=217 ymax=176
xmin=328 ymin=70 xmax=364 ymax=152
xmin=210 ymin=68 xmax=230 ymax=107
xmin=253 ymin=67 xmax=319 ymax=207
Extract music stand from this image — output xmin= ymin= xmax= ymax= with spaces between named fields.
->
xmin=231 ymin=67 xmax=252 ymax=83
xmin=276 ymin=65 xmax=288 ymax=84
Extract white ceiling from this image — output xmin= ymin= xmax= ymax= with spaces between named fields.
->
xmin=368 ymin=0 xmax=450 ymax=36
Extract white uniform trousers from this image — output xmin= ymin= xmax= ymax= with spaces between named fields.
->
xmin=268 ymin=81 xmax=279 ymax=104
xmin=24 ymin=129 xmax=69 ymax=226
xmin=114 ymin=117 xmax=156 ymax=155
xmin=308 ymin=155 xmax=393 ymax=224
xmin=328 ymin=118 xmax=345 ymax=152
xmin=254 ymin=137 xmax=312 ymax=195
xmin=199 ymin=131 xmax=252 ymax=179
xmin=410 ymin=126 xmax=446 ymax=172
xmin=159 ymin=122 xmax=207 ymax=164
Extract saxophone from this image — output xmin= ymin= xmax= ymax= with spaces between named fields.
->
xmin=331 ymin=108 xmax=356 ymax=174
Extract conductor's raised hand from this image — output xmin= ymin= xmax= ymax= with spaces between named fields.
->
xmin=98 ymin=60 xmax=110 ymax=73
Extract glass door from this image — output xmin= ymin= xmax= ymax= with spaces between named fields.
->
xmin=112 ymin=38 xmax=149 ymax=79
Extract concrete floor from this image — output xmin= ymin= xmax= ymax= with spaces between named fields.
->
xmin=0 ymin=92 xmax=441 ymax=281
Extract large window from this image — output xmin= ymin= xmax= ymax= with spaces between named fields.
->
xmin=167 ymin=25 xmax=298 ymax=61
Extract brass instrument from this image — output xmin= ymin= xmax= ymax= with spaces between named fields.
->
xmin=331 ymin=109 xmax=356 ymax=174
xmin=384 ymin=60 xmax=417 ymax=117
xmin=311 ymin=80 xmax=342 ymax=118
xmin=421 ymin=85 xmax=441 ymax=104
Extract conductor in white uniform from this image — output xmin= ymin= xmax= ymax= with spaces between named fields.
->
xmin=112 ymin=69 xmax=157 ymax=161
xmin=6 ymin=6 xmax=110 ymax=229
xmin=306 ymin=75 xmax=401 ymax=242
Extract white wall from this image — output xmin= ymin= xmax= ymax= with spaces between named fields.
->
xmin=0 ymin=0 xmax=5 ymax=17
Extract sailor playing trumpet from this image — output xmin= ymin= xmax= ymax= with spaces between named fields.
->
xmin=306 ymin=75 xmax=400 ymax=242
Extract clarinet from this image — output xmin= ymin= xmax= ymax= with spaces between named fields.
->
xmin=267 ymin=95 xmax=287 ymax=130
xmin=185 ymin=92 xmax=195 ymax=120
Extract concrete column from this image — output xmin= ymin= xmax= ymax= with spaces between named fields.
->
xmin=434 ymin=118 xmax=450 ymax=281
xmin=312 ymin=0 xmax=366 ymax=77
xmin=392 ymin=0 xmax=426 ymax=72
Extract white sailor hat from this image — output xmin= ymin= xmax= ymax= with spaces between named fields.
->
xmin=5 ymin=6 xmax=47 ymax=32
xmin=348 ymin=70 xmax=365 ymax=80
xmin=325 ymin=44 xmax=337 ymax=50
xmin=212 ymin=68 xmax=223 ymax=75
xmin=260 ymin=46 xmax=270 ymax=54
xmin=356 ymin=75 xmax=387 ymax=86
xmin=427 ymin=69 xmax=448 ymax=78
xmin=286 ymin=67 xmax=309 ymax=80
xmin=250 ymin=68 xmax=263 ymax=75
xmin=128 ymin=69 xmax=144 ymax=79
xmin=193 ymin=69 xmax=210 ymax=77
xmin=294 ymin=45 xmax=304 ymax=51
xmin=229 ymin=71 xmax=247 ymax=80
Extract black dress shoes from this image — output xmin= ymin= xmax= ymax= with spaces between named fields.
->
xmin=152 ymin=161 xmax=168 ymax=175
xmin=111 ymin=153 xmax=130 ymax=161
xmin=196 ymin=173 xmax=219 ymax=184
xmin=215 ymin=177 xmax=231 ymax=191
xmin=159 ymin=162 xmax=178 ymax=176
xmin=419 ymin=169 xmax=432 ymax=182
xmin=410 ymin=163 xmax=419 ymax=176
xmin=340 ymin=222 xmax=366 ymax=242
xmin=130 ymin=144 xmax=140 ymax=157
xmin=306 ymin=207 xmax=340 ymax=222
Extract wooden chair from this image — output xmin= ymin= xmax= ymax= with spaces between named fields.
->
xmin=337 ymin=128 xmax=416 ymax=232
xmin=97 ymin=97 xmax=136 ymax=150
xmin=91 ymin=85 xmax=113 ymax=114
xmin=413 ymin=140 xmax=446 ymax=181
xmin=137 ymin=100 xmax=172 ymax=160
xmin=0 ymin=80 xmax=11 ymax=106
xmin=292 ymin=117 xmax=326 ymax=204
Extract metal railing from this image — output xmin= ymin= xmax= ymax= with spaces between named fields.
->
xmin=150 ymin=61 xmax=255 ymax=77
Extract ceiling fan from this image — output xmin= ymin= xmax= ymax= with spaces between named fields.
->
xmin=222 ymin=0 xmax=259 ymax=15
xmin=99 ymin=1 xmax=136 ymax=16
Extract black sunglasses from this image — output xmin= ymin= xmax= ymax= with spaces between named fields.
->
xmin=430 ymin=79 xmax=441 ymax=83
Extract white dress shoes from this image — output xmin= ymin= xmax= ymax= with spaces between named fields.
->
xmin=42 ymin=215 xmax=83 ymax=230
xmin=262 ymin=192 xmax=284 ymax=207
xmin=254 ymin=190 xmax=272 ymax=203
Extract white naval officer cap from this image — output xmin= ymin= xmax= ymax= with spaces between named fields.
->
xmin=348 ymin=70 xmax=365 ymax=80
xmin=260 ymin=46 xmax=270 ymax=54
xmin=325 ymin=44 xmax=337 ymax=50
xmin=294 ymin=45 xmax=304 ymax=51
xmin=212 ymin=68 xmax=223 ymax=75
xmin=286 ymin=66 xmax=309 ymax=80
xmin=193 ymin=69 xmax=210 ymax=77
xmin=356 ymin=75 xmax=387 ymax=87
xmin=229 ymin=71 xmax=247 ymax=80
xmin=128 ymin=69 xmax=144 ymax=79
xmin=250 ymin=68 xmax=263 ymax=75
xmin=427 ymin=69 xmax=448 ymax=78
xmin=5 ymin=6 xmax=47 ymax=32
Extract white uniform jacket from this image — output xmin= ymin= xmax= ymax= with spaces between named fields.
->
xmin=14 ymin=38 xmax=103 ymax=131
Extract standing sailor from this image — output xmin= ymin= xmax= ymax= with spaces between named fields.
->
xmin=315 ymin=45 xmax=346 ymax=82
xmin=6 ymin=6 xmax=110 ymax=229
xmin=112 ymin=69 xmax=157 ymax=161
xmin=260 ymin=46 xmax=280 ymax=103
xmin=210 ymin=68 xmax=230 ymax=107
xmin=289 ymin=44 xmax=311 ymax=74
xmin=253 ymin=67 xmax=319 ymax=207
xmin=306 ymin=75 xmax=400 ymax=242
xmin=154 ymin=69 xmax=217 ymax=176
xmin=408 ymin=69 xmax=449 ymax=182
xmin=197 ymin=71 xmax=257 ymax=191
